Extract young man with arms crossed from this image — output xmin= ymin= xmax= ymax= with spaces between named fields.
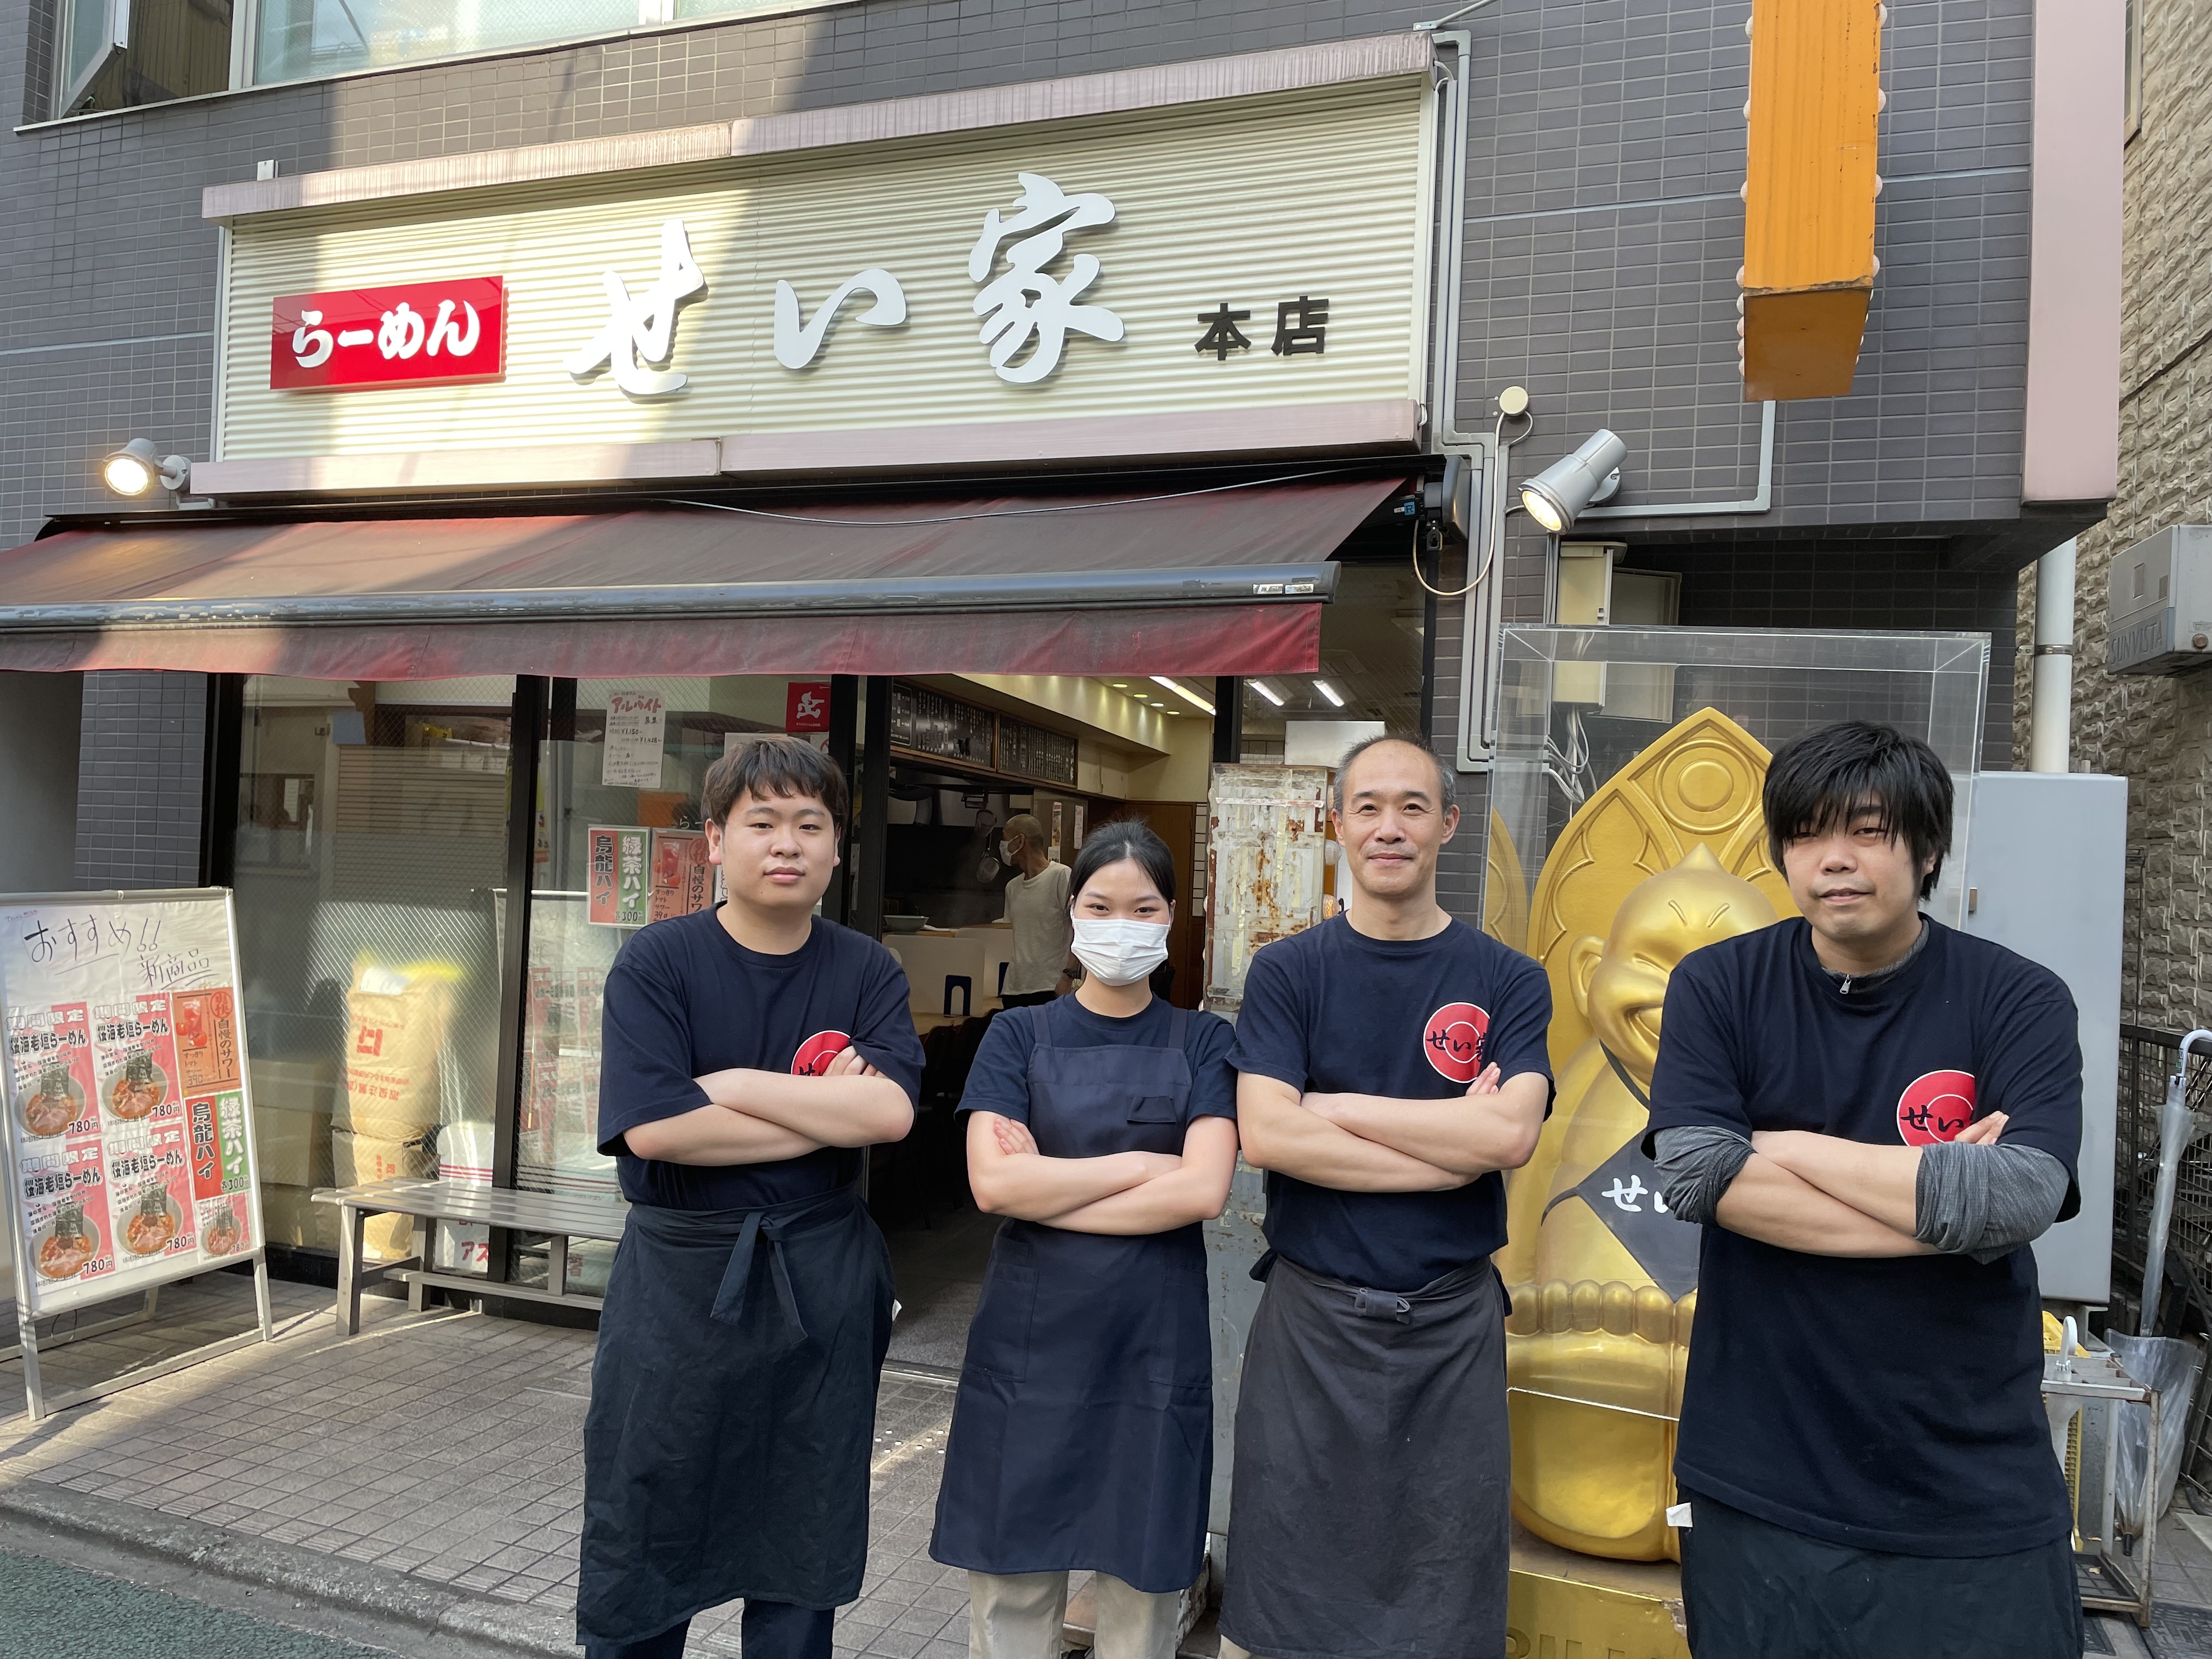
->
xmin=579 ymin=738 xmax=925 ymax=1659
xmin=1221 ymin=736 xmax=1552 ymax=1659
xmin=1647 ymin=720 xmax=2083 ymax=1658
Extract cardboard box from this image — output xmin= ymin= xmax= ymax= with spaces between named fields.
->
xmin=258 ymin=1182 xmax=338 ymax=1254
xmin=251 ymin=1101 xmax=333 ymax=1189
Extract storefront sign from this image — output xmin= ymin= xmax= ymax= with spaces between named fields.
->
xmin=271 ymin=277 xmax=506 ymax=391
xmin=600 ymin=689 xmax=667 ymax=788
xmin=215 ymin=73 xmax=1429 ymax=465
xmin=0 ymin=891 xmax=263 ymax=1318
xmin=587 ymin=827 xmax=651 ymax=927
xmin=785 ymin=681 xmax=832 ymax=732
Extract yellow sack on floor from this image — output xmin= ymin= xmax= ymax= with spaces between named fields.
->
xmin=332 ymin=1126 xmax=435 ymax=1261
xmin=340 ymin=957 xmax=457 ymax=1141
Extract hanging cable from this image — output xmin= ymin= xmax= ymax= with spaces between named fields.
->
xmin=1408 ymin=405 xmax=1533 ymax=600
xmin=664 ymin=465 xmax=1380 ymax=529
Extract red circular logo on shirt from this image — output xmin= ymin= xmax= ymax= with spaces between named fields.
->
xmin=1423 ymin=1002 xmax=1491 ymax=1084
xmin=1896 ymin=1070 xmax=1978 ymax=1144
xmin=790 ymin=1030 xmax=852 ymax=1077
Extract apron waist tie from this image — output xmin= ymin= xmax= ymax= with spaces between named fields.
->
xmin=713 ymin=1204 xmax=810 ymax=1335
xmin=1351 ymin=1288 xmax=1415 ymax=1323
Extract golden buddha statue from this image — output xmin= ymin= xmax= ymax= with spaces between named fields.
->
xmin=1491 ymin=708 xmax=1792 ymax=1562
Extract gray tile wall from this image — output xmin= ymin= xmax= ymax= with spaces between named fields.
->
xmin=74 ymin=670 xmax=206 ymax=888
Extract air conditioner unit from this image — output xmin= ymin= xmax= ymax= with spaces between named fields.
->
xmin=2107 ymin=524 xmax=2212 ymax=675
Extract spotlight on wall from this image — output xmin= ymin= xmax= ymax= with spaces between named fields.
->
xmin=100 ymin=438 xmax=191 ymax=498
xmin=1518 ymin=430 xmax=1627 ymax=533
xmin=1248 ymin=680 xmax=1285 ymax=707
xmin=1313 ymin=679 xmax=1345 ymax=708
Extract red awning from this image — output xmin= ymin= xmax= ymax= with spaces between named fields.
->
xmin=0 ymin=476 xmax=1404 ymax=680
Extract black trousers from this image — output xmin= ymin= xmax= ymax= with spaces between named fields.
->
xmin=584 ymin=1599 xmax=834 ymax=1659
xmin=1678 ymin=1488 xmax=2081 ymax=1659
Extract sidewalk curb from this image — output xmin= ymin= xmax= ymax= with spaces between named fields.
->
xmin=0 ymin=1476 xmax=579 ymax=1657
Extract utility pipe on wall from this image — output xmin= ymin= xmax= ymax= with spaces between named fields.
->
xmin=2029 ymin=538 xmax=2078 ymax=773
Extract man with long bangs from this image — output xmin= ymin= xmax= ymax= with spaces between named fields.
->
xmin=1646 ymin=720 xmax=2083 ymax=1659
xmin=579 ymin=736 xmax=924 ymax=1659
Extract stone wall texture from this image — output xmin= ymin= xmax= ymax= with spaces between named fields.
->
xmin=2033 ymin=0 xmax=2212 ymax=1030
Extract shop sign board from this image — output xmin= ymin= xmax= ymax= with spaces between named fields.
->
xmin=0 ymin=889 xmax=276 ymax=1419
xmin=587 ymin=827 xmax=652 ymax=927
xmin=216 ymin=74 xmax=1431 ymax=465
xmin=272 ymin=276 xmax=506 ymax=390
xmin=785 ymin=681 xmax=832 ymax=732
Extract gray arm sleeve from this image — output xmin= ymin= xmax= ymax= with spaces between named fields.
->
xmin=1915 ymin=1142 xmax=2072 ymax=1263
xmin=1651 ymin=1126 xmax=1754 ymax=1226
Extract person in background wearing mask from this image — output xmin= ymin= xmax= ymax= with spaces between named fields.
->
xmin=932 ymin=819 xmax=1241 ymax=1659
xmin=997 ymin=812 xmax=1076 ymax=1008
xmin=1223 ymin=736 xmax=1552 ymax=1659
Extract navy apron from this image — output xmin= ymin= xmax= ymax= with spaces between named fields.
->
xmin=930 ymin=1003 xmax=1212 ymax=1594
xmin=579 ymin=1183 xmax=893 ymax=1646
xmin=1220 ymin=1253 xmax=1509 ymax=1659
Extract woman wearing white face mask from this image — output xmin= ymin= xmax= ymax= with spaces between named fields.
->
xmin=931 ymin=820 xmax=1241 ymax=1659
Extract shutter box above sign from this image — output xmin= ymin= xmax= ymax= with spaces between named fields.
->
xmin=202 ymin=37 xmax=1435 ymax=493
xmin=271 ymin=277 xmax=506 ymax=390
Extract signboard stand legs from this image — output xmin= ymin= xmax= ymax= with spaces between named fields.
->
xmin=6 ymin=1257 xmax=274 ymax=1422
xmin=0 ymin=888 xmax=276 ymax=1423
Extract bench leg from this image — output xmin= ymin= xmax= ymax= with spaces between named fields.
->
xmin=548 ymin=1234 xmax=570 ymax=1300
xmin=408 ymin=1214 xmax=434 ymax=1313
xmin=336 ymin=1205 xmax=366 ymax=1338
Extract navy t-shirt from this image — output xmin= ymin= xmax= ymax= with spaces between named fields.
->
xmin=960 ymin=995 xmax=1240 ymax=1130
xmin=596 ymin=909 xmax=925 ymax=1211
xmin=1228 ymin=914 xmax=1553 ymax=1293
xmin=1644 ymin=917 xmax=2081 ymax=1556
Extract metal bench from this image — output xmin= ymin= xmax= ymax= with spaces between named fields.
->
xmin=313 ymin=1176 xmax=629 ymax=1336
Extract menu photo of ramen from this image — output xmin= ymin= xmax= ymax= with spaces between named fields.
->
xmin=27 ymin=1163 xmax=114 ymax=1286
xmin=18 ymin=1058 xmax=83 ymax=1139
xmin=120 ymin=1180 xmax=185 ymax=1259
xmin=196 ymin=1193 xmax=250 ymax=1258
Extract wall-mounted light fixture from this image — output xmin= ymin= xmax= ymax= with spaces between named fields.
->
xmin=1519 ymin=430 xmax=1628 ymax=533
xmin=100 ymin=438 xmax=192 ymax=498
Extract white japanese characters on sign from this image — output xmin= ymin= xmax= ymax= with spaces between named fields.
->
xmin=564 ymin=219 xmax=707 ymax=398
xmin=967 ymin=172 xmax=1125 ymax=384
xmin=774 ymin=269 xmax=907 ymax=370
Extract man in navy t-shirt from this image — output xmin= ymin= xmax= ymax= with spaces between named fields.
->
xmin=1645 ymin=721 xmax=2082 ymax=1659
xmin=1221 ymin=736 xmax=1551 ymax=1659
xmin=578 ymin=738 xmax=923 ymax=1659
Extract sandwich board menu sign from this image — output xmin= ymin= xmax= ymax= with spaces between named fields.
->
xmin=0 ymin=888 xmax=273 ymax=1419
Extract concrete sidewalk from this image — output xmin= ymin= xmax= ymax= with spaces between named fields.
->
xmin=0 ymin=1271 xmax=966 ymax=1659
xmin=0 ymin=1268 xmax=2196 ymax=1659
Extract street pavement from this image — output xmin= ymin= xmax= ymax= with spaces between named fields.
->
xmin=0 ymin=1268 xmax=2192 ymax=1658
xmin=0 ymin=1545 xmax=391 ymax=1658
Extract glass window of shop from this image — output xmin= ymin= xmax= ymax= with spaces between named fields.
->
xmin=233 ymin=676 xmax=515 ymax=1263
xmin=250 ymin=0 xmax=841 ymax=87
xmin=1235 ymin=560 xmax=1430 ymax=755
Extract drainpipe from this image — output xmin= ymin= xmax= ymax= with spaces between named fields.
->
xmin=2028 ymin=538 xmax=2078 ymax=773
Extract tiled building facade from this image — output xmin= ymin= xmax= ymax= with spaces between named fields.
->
xmin=5 ymin=0 xmax=2100 ymax=899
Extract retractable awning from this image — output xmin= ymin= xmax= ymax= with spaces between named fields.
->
xmin=0 ymin=475 xmax=1406 ymax=680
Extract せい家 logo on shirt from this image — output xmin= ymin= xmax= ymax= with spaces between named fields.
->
xmin=1895 ymin=1069 xmax=1977 ymax=1144
xmin=1422 ymin=1002 xmax=1490 ymax=1084
xmin=790 ymin=1030 xmax=853 ymax=1077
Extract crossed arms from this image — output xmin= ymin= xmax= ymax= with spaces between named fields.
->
xmin=622 ymin=1045 xmax=915 ymax=1164
xmin=1235 ymin=1064 xmax=1550 ymax=1192
xmin=967 ymin=1111 xmax=1242 ymax=1234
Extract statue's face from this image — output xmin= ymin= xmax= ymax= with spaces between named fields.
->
xmin=1585 ymin=862 xmax=1777 ymax=1081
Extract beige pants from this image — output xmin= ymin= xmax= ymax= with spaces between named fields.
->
xmin=967 ymin=1570 xmax=1183 ymax=1659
